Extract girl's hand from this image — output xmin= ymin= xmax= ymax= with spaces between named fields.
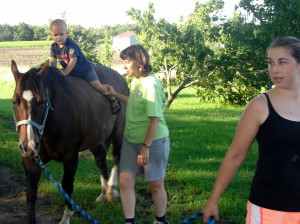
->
xmin=138 ymin=146 xmax=150 ymax=166
xmin=103 ymin=84 xmax=116 ymax=96
xmin=203 ymin=200 xmax=219 ymax=223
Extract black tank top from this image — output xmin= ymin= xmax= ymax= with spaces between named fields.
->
xmin=249 ymin=93 xmax=300 ymax=212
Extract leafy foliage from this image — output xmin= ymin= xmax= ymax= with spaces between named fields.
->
xmin=0 ymin=24 xmax=14 ymax=41
xmin=13 ymin=23 xmax=34 ymax=41
xmin=127 ymin=0 xmax=300 ymax=107
xmin=2 ymin=0 xmax=300 ymax=106
xmin=68 ymin=25 xmax=101 ymax=65
xmin=98 ymin=31 xmax=115 ymax=67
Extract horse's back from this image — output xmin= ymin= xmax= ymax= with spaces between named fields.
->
xmin=61 ymin=65 xmax=127 ymax=151
xmin=93 ymin=65 xmax=128 ymax=96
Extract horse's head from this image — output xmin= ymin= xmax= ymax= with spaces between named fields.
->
xmin=11 ymin=60 xmax=52 ymax=158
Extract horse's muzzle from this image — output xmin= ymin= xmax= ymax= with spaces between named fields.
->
xmin=19 ymin=141 xmax=39 ymax=158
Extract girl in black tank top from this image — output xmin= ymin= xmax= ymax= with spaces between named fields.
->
xmin=203 ymin=36 xmax=300 ymax=223
xmin=249 ymin=93 xmax=300 ymax=212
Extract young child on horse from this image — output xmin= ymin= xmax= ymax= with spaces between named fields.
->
xmin=48 ymin=19 xmax=121 ymax=114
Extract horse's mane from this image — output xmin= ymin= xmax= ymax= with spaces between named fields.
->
xmin=19 ymin=68 xmax=44 ymax=101
xmin=19 ymin=66 xmax=74 ymax=101
xmin=43 ymin=67 xmax=73 ymax=97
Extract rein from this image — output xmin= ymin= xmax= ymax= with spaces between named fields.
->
xmin=16 ymin=90 xmax=54 ymax=138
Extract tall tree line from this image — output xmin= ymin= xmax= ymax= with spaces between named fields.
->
xmin=0 ymin=23 xmax=136 ymax=42
xmin=1 ymin=0 xmax=299 ymax=106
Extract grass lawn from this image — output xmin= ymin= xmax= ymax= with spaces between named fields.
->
xmin=0 ymin=78 xmax=256 ymax=223
xmin=0 ymin=42 xmax=257 ymax=223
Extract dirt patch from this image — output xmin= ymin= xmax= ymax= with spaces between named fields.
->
xmin=0 ymin=48 xmax=49 ymax=68
xmin=0 ymin=164 xmax=58 ymax=224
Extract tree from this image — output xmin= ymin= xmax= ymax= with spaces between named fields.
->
xmin=240 ymin=0 xmax=300 ymax=38
xmin=13 ymin=23 xmax=34 ymax=41
xmin=0 ymin=24 xmax=14 ymax=41
xmin=68 ymin=25 xmax=101 ymax=65
xmin=126 ymin=1 xmax=222 ymax=108
xmin=126 ymin=0 xmax=300 ymax=107
xmin=98 ymin=30 xmax=115 ymax=67
xmin=218 ymin=0 xmax=300 ymax=103
xmin=32 ymin=25 xmax=48 ymax=40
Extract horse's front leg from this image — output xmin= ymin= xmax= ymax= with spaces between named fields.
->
xmin=22 ymin=157 xmax=41 ymax=224
xmin=59 ymin=156 xmax=79 ymax=224
xmin=90 ymin=145 xmax=109 ymax=202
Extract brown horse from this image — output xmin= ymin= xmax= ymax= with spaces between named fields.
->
xmin=11 ymin=60 xmax=128 ymax=224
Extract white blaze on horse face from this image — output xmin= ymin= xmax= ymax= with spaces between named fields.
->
xmin=22 ymin=90 xmax=36 ymax=150
xmin=23 ymin=90 xmax=33 ymax=102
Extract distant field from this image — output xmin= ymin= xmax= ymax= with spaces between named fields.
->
xmin=0 ymin=41 xmax=125 ymax=78
xmin=0 ymin=40 xmax=52 ymax=48
xmin=0 ymin=41 xmax=51 ymax=79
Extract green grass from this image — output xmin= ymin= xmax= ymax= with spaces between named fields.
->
xmin=0 ymin=40 xmax=52 ymax=48
xmin=0 ymin=85 xmax=257 ymax=224
xmin=0 ymin=78 xmax=15 ymax=118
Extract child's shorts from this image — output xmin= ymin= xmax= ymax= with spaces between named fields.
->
xmin=246 ymin=201 xmax=300 ymax=224
xmin=84 ymin=69 xmax=99 ymax=82
xmin=120 ymin=137 xmax=170 ymax=182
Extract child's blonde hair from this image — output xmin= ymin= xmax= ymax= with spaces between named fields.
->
xmin=50 ymin=19 xmax=67 ymax=31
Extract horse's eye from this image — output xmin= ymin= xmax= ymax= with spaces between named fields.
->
xmin=37 ymin=100 xmax=45 ymax=105
xmin=12 ymin=98 xmax=20 ymax=105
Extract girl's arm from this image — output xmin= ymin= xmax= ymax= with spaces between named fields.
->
xmin=203 ymin=95 xmax=268 ymax=223
xmin=104 ymin=85 xmax=128 ymax=104
xmin=138 ymin=117 xmax=160 ymax=166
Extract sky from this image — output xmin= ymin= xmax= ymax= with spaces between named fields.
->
xmin=0 ymin=0 xmax=240 ymax=28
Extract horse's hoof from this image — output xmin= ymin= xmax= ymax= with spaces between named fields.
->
xmin=96 ymin=194 xmax=107 ymax=202
xmin=107 ymin=190 xmax=120 ymax=202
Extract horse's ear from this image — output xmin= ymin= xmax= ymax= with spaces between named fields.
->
xmin=37 ymin=60 xmax=50 ymax=76
xmin=11 ymin=60 xmax=23 ymax=81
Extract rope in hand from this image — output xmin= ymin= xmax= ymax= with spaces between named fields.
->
xmin=36 ymin=156 xmax=215 ymax=224
xmin=35 ymin=156 xmax=102 ymax=224
xmin=177 ymin=210 xmax=215 ymax=224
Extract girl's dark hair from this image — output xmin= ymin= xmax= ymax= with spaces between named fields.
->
xmin=267 ymin=36 xmax=300 ymax=63
xmin=120 ymin=44 xmax=152 ymax=74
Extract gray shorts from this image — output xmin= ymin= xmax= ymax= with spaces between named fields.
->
xmin=69 ymin=68 xmax=99 ymax=82
xmin=120 ymin=137 xmax=170 ymax=181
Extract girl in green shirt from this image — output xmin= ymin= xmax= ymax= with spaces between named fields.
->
xmin=104 ymin=44 xmax=170 ymax=224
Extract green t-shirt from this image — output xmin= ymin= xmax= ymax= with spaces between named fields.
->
xmin=124 ymin=74 xmax=169 ymax=143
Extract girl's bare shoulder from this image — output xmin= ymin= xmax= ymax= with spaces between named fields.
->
xmin=243 ymin=93 xmax=269 ymax=124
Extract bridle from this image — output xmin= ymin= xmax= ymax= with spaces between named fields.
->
xmin=15 ymin=89 xmax=54 ymax=140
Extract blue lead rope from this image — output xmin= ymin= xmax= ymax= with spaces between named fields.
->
xmin=35 ymin=157 xmax=102 ymax=224
xmin=36 ymin=156 xmax=215 ymax=224
xmin=177 ymin=210 xmax=215 ymax=224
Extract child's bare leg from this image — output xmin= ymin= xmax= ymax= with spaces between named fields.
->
xmin=89 ymin=80 xmax=121 ymax=114
xmin=89 ymin=80 xmax=109 ymax=94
